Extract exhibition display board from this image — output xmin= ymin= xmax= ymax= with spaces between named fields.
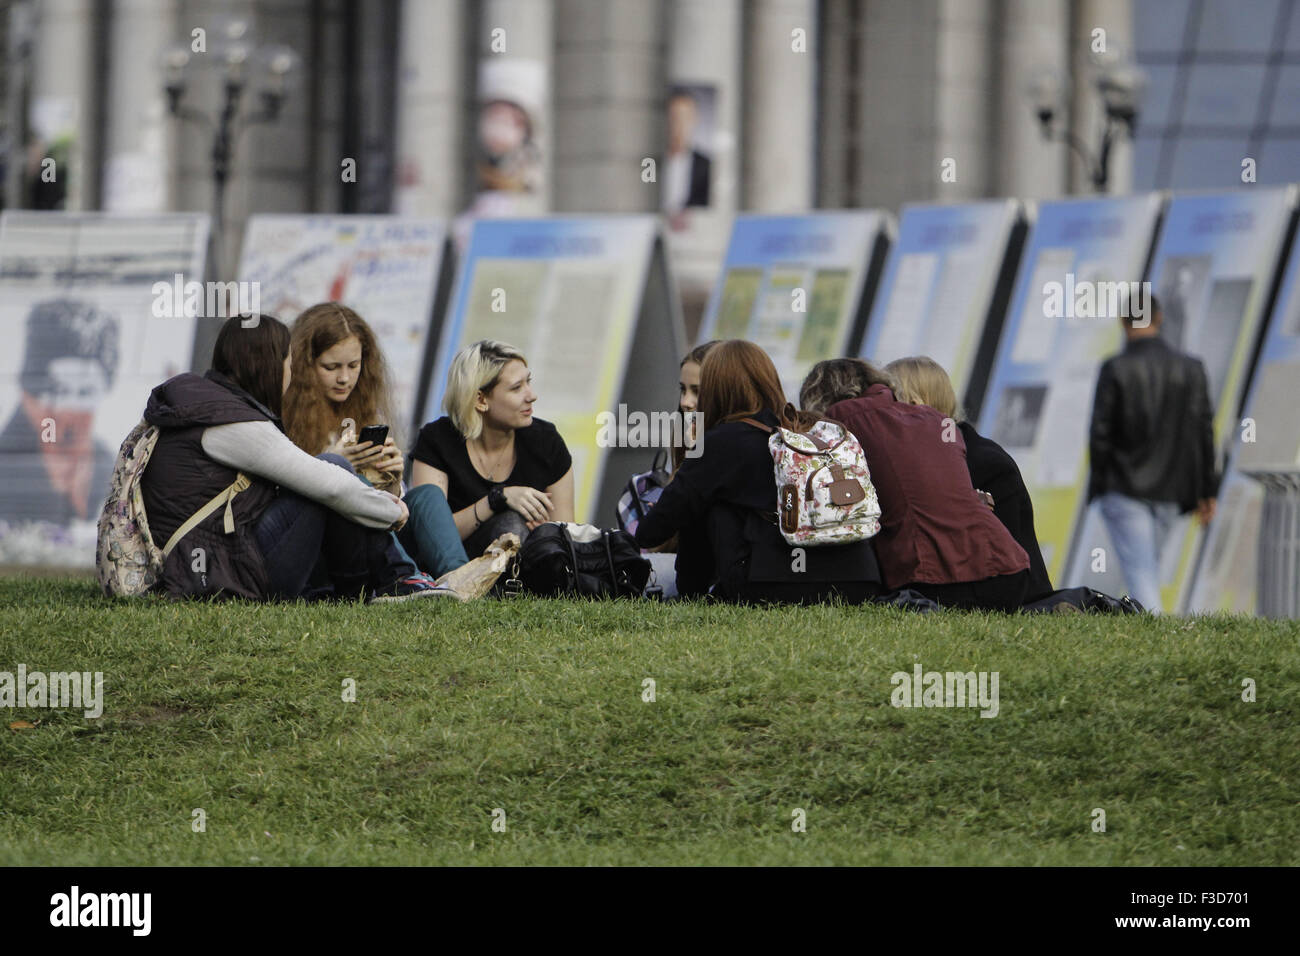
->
xmin=0 ymin=211 xmax=210 ymax=566
xmin=697 ymin=211 xmax=892 ymax=401
xmin=1064 ymin=187 xmax=1297 ymax=610
xmin=977 ymin=194 xmax=1165 ymax=585
xmin=860 ymin=199 xmax=1026 ymax=411
xmin=237 ymin=216 xmax=450 ymax=439
xmin=422 ymin=216 xmax=684 ymax=525
xmin=1188 ymin=219 xmax=1300 ymax=614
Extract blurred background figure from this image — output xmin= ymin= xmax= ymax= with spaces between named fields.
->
xmin=663 ymin=87 xmax=713 ymax=229
xmin=1087 ymin=295 xmax=1219 ymax=612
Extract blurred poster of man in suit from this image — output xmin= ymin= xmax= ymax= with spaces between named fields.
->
xmin=663 ymin=86 xmax=715 ymax=230
xmin=0 ymin=299 xmax=119 ymax=533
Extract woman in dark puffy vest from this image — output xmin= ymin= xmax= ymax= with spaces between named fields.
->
xmin=140 ymin=314 xmax=455 ymax=602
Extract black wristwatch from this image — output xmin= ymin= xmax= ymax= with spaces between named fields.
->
xmin=488 ymin=484 xmax=508 ymax=513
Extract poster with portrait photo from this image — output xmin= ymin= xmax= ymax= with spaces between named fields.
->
xmin=471 ymin=59 xmax=546 ymax=215
xmin=990 ymin=384 xmax=1048 ymax=450
xmin=663 ymin=84 xmax=716 ymax=228
xmin=1155 ymin=255 xmax=1210 ymax=352
xmin=0 ymin=212 xmax=208 ymax=566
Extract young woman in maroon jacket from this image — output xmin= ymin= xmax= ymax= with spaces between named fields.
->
xmin=799 ymin=357 xmax=1030 ymax=611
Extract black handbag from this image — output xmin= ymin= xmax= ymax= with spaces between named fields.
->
xmin=519 ymin=522 xmax=652 ymax=598
xmin=1020 ymin=586 xmax=1145 ymax=614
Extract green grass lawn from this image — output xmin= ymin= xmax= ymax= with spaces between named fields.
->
xmin=0 ymin=578 xmax=1296 ymax=866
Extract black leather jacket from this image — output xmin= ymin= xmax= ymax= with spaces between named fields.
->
xmin=1087 ymin=336 xmax=1220 ymax=513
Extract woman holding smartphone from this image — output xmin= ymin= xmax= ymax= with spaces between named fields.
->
xmin=282 ymin=302 xmax=467 ymax=577
xmin=138 ymin=314 xmax=453 ymax=601
xmin=409 ymin=340 xmax=575 ymax=558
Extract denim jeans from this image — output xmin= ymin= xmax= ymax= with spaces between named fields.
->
xmin=254 ymin=454 xmax=415 ymax=600
xmin=398 ymin=483 xmax=469 ymax=578
xmin=1097 ymin=492 xmax=1180 ymax=613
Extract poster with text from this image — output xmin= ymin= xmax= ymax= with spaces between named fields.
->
xmin=1188 ymin=220 xmax=1300 ymax=613
xmin=698 ymin=212 xmax=890 ymax=402
xmin=861 ymin=199 xmax=1023 ymax=402
xmin=1065 ymin=187 xmax=1297 ymax=611
xmin=977 ymin=193 xmax=1165 ymax=586
xmin=422 ymin=217 xmax=661 ymax=523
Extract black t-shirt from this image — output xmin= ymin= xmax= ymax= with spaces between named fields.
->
xmin=411 ymin=416 xmax=572 ymax=512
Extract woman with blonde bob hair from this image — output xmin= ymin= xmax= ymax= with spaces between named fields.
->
xmin=884 ymin=355 xmax=1052 ymax=599
xmin=409 ymin=339 xmax=574 ymax=557
xmin=634 ymin=340 xmax=882 ymax=603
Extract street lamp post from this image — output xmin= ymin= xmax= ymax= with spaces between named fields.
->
xmin=162 ymin=20 xmax=297 ymax=280
xmin=1028 ymin=50 xmax=1145 ymax=193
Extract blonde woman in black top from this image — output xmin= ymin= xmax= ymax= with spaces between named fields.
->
xmin=409 ymin=340 xmax=575 ymax=557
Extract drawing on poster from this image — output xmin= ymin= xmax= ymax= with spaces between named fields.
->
xmin=0 ymin=213 xmax=207 ymax=565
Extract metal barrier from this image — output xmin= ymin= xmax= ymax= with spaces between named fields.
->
xmin=1254 ymin=471 xmax=1300 ymax=619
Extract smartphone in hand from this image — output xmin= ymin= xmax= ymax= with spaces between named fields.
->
xmin=358 ymin=424 xmax=389 ymax=447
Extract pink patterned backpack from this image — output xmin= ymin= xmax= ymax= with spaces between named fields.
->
xmin=744 ymin=416 xmax=881 ymax=547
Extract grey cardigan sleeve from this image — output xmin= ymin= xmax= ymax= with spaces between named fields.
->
xmin=200 ymin=421 xmax=403 ymax=529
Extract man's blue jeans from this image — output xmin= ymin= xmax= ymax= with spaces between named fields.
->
xmin=1097 ymin=492 xmax=1180 ymax=613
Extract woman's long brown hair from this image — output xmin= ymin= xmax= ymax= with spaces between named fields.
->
xmin=696 ymin=340 xmax=817 ymax=435
xmin=282 ymin=302 xmax=396 ymax=455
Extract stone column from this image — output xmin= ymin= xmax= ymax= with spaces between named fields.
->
xmin=743 ymin=0 xmax=816 ymax=211
xmin=474 ymin=0 xmax=554 ymax=215
xmin=854 ymin=0 xmax=940 ymax=211
xmin=102 ymin=0 xmax=178 ymax=212
xmin=393 ymin=0 xmax=465 ymax=216
xmin=28 ymin=0 xmax=96 ymax=209
xmin=934 ymin=0 xmax=997 ymax=200
xmin=1073 ymin=0 xmax=1135 ymax=195
xmin=552 ymin=0 xmax=661 ymax=213
xmin=995 ymin=0 xmax=1071 ymax=200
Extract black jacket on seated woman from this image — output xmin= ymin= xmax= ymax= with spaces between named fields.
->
xmin=633 ymin=354 xmax=883 ymax=605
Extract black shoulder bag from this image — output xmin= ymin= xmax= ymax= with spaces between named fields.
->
xmin=519 ymin=523 xmax=652 ymax=598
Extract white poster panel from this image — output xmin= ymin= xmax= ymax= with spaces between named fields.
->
xmin=0 ymin=212 xmax=209 ymax=566
xmin=237 ymin=216 xmax=447 ymax=439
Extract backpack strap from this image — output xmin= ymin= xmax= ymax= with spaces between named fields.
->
xmin=161 ymin=472 xmax=252 ymax=558
xmin=740 ymin=417 xmax=773 ymax=434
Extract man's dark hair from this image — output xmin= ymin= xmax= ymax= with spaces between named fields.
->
xmin=211 ymin=314 xmax=291 ymax=416
xmin=1121 ymin=289 xmax=1161 ymax=328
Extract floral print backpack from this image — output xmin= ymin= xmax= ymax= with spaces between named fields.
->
xmin=743 ymin=415 xmax=882 ymax=546
xmin=96 ymin=419 xmax=249 ymax=597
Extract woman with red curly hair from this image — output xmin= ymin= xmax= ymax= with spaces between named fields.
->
xmin=283 ymin=302 xmax=467 ymax=578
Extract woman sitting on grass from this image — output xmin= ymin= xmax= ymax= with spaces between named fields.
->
xmin=672 ymin=339 xmax=719 ymax=472
xmin=140 ymin=315 xmax=453 ymax=602
xmin=634 ymin=339 xmax=882 ymax=604
xmin=885 ymin=355 xmax=1053 ymax=601
xmin=409 ymin=340 xmax=574 ymax=557
xmin=799 ymin=357 xmax=1030 ymax=611
xmin=281 ymin=302 xmax=466 ymax=578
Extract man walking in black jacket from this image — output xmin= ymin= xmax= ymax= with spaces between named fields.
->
xmin=1088 ymin=294 xmax=1219 ymax=613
